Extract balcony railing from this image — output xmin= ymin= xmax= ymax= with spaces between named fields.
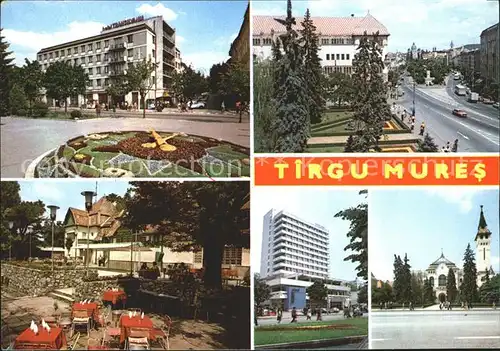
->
xmin=163 ymin=34 xmax=175 ymax=45
xmin=109 ymin=43 xmax=126 ymax=51
xmin=163 ymin=46 xmax=175 ymax=56
xmin=109 ymin=56 xmax=126 ymax=63
xmin=109 ymin=71 xmax=125 ymax=77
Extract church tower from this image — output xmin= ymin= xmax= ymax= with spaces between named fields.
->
xmin=474 ymin=205 xmax=493 ymax=288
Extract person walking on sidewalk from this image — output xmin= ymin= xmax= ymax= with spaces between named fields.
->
xmin=452 ymin=139 xmax=459 ymax=152
xmin=291 ymin=307 xmax=298 ymax=323
xmin=277 ymin=308 xmax=283 ymax=324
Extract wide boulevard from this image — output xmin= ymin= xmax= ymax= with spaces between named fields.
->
xmin=400 ymin=76 xmax=499 ymax=152
xmin=371 ymin=310 xmax=500 ymax=349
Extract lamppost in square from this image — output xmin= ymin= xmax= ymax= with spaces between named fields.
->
xmin=47 ymin=205 xmax=60 ymax=275
xmin=8 ymin=220 xmax=14 ymax=261
xmin=81 ymin=191 xmax=96 ymax=275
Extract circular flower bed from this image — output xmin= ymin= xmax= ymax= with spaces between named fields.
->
xmin=32 ymin=131 xmax=250 ymax=178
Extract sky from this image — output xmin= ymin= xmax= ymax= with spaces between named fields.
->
xmin=1 ymin=1 xmax=248 ymax=73
xmin=252 ymin=0 xmax=499 ymax=52
xmin=370 ymin=188 xmax=500 ymax=282
xmin=17 ymin=180 xmax=130 ymax=222
xmin=251 ymin=187 xmax=366 ymax=281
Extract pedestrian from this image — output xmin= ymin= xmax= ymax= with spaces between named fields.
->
xmin=493 ymin=302 xmax=496 ymax=310
xmin=96 ymin=102 xmax=101 ymax=117
xmin=412 ymin=115 xmax=416 ymax=123
xmin=452 ymin=139 xmax=458 ymax=152
xmin=221 ymin=100 xmax=225 ymax=113
xmin=277 ymin=308 xmax=283 ymax=324
xmin=419 ymin=122 xmax=425 ymax=136
xmin=306 ymin=308 xmax=312 ymax=320
xmin=291 ymin=307 xmax=297 ymax=323
xmin=409 ymin=301 xmax=413 ymax=311
xmin=441 ymin=146 xmax=446 ymax=152
xmin=316 ymin=308 xmax=322 ymax=321
xmin=402 ymin=302 xmax=405 ymax=310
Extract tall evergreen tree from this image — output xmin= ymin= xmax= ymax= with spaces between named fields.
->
xmin=271 ymin=0 xmax=309 ymax=152
xmin=300 ymin=8 xmax=324 ymax=125
xmin=461 ymin=243 xmax=478 ymax=303
xmin=392 ymin=254 xmax=403 ymax=302
xmin=446 ymin=267 xmax=458 ymax=302
xmin=401 ymin=253 xmax=413 ymax=303
xmin=423 ymin=278 xmax=435 ymax=304
xmin=416 ymin=133 xmax=439 ymax=152
xmin=349 ymin=32 xmax=391 ymax=152
xmin=410 ymin=272 xmax=423 ymax=304
xmin=0 ymin=29 xmax=15 ymax=116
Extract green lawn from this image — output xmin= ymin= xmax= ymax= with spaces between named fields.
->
xmin=254 ymin=318 xmax=368 ymax=346
xmin=320 ymin=111 xmax=353 ymax=123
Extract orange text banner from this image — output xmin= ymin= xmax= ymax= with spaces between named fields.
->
xmin=254 ymin=156 xmax=500 ymax=186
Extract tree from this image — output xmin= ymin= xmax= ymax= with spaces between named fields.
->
xmin=0 ymin=29 xmax=15 ymax=116
xmin=357 ymin=283 xmax=368 ymax=304
xmin=105 ymin=77 xmax=128 ymax=109
xmin=21 ymin=59 xmax=44 ymax=114
xmin=170 ymin=65 xmax=208 ymax=101
xmin=401 ymin=253 xmax=413 ymax=303
xmin=254 ymin=273 xmax=271 ymax=314
xmin=9 ymin=81 xmax=28 ymax=116
xmin=125 ymin=58 xmax=158 ymax=118
xmin=105 ymin=193 xmax=127 ymax=212
xmin=44 ymin=61 xmax=88 ymax=113
xmin=253 ymin=60 xmax=277 ymax=152
xmin=326 ymin=72 xmax=353 ymax=108
xmin=307 ymin=280 xmax=328 ymax=308
xmin=334 ymin=190 xmax=368 ymax=281
xmin=271 ymin=0 xmax=309 ymax=152
xmin=65 ymin=236 xmax=74 ymax=254
xmin=208 ymin=62 xmax=228 ymax=94
xmin=416 ymin=133 xmax=439 ymax=152
xmin=349 ymin=32 xmax=391 ymax=152
xmin=344 ymin=134 xmax=355 ymax=152
xmin=392 ymin=254 xmax=404 ymax=302
xmin=461 ymin=243 xmax=478 ymax=303
xmin=300 ymin=8 xmax=324 ymax=124
xmin=446 ymin=268 xmax=458 ymax=303
xmin=423 ymin=278 xmax=435 ymax=304
xmin=410 ymin=272 xmax=424 ymax=305
xmin=479 ymin=273 xmax=500 ymax=304
xmin=124 ymin=182 xmax=249 ymax=290
xmin=219 ymin=62 xmax=250 ymax=122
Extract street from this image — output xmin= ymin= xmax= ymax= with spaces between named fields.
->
xmin=371 ymin=310 xmax=500 ymax=349
xmin=400 ymin=77 xmax=499 ymax=152
xmin=257 ymin=313 xmax=367 ymax=326
xmin=0 ymin=115 xmax=250 ymax=178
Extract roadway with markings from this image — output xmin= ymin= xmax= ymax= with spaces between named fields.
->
xmin=371 ymin=310 xmax=500 ymax=349
xmin=399 ymin=77 xmax=499 ymax=152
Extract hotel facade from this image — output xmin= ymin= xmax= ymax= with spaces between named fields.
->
xmin=252 ymin=13 xmax=390 ymax=80
xmin=260 ymin=209 xmax=351 ymax=310
xmin=37 ymin=15 xmax=179 ymax=107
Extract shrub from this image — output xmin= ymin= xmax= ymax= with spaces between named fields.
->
xmin=70 ymin=110 xmax=82 ymax=119
xmin=32 ymin=101 xmax=49 ymax=118
xmin=9 ymin=84 xmax=28 ymax=116
xmin=17 ymin=109 xmax=28 ymax=116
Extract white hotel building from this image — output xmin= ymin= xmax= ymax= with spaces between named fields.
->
xmin=260 ymin=209 xmax=351 ymax=310
xmin=37 ymin=15 xmax=180 ymax=107
xmin=253 ymin=13 xmax=390 ymax=80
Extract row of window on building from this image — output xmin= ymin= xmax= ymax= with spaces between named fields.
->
xmin=323 ymin=65 xmax=353 ymax=75
xmin=273 ymin=245 xmax=327 ymax=262
xmin=275 ymin=215 xmax=329 ymax=238
xmin=274 ymin=253 xmax=328 ymax=271
xmin=272 ymin=235 xmax=329 ymax=256
xmin=273 ymin=265 xmax=328 ymax=278
xmin=326 ymin=53 xmax=350 ymax=61
xmin=253 ymin=37 xmax=355 ymax=46
xmin=38 ymin=35 xmax=140 ymax=61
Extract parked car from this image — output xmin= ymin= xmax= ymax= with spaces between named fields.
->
xmin=353 ymin=308 xmax=363 ymax=317
xmin=189 ymin=101 xmax=206 ymax=109
xmin=331 ymin=307 xmax=340 ymax=313
xmin=452 ymin=108 xmax=467 ymax=118
xmin=482 ymin=99 xmax=494 ymax=105
xmin=493 ymin=102 xmax=499 ymax=109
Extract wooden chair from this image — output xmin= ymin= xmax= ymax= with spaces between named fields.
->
xmin=72 ymin=310 xmax=90 ymax=337
xmin=125 ymin=337 xmax=150 ymax=350
xmin=96 ymin=308 xmax=110 ymax=328
xmin=127 ymin=308 xmax=142 ymax=314
xmin=103 ymin=326 xmax=121 ymax=348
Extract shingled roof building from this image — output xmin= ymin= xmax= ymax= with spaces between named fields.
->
xmin=252 ymin=13 xmax=390 ymax=80
xmin=419 ymin=205 xmax=495 ymax=303
xmin=63 ymin=196 xmax=123 ymax=262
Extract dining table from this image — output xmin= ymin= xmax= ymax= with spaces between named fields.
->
xmin=103 ymin=290 xmax=127 ymax=305
xmin=72 ymin=301 xmax=99 ymax=327
xmin=119 ymin=314 xmax=154 ymax=344
xmin=14 ymin=326 xmax=67 ymax=349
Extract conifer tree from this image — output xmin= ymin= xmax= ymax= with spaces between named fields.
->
xmin=392 ymin=254 xmax=403 ymax=302
xmin=271 ymin=0 xmax=309 ymax=152
xmin=401 ymin=253 xmax=413 ymax=303
xmin=349 ymin=32 xmax=391 ymax=152
xmin=344 ymin=135 xmax=355 ymax=152
xmin=416 ymin=133 xmax=439 ymax=152
xmin=300 ymin=8 xmax=324 ymax=125
xmin=0 ymin=29 xmax=15 ymax=116
xmin=461 ymin=243 xmax=478 ymax=303
xmin=446 ymin=267 xmax=458 ymax=303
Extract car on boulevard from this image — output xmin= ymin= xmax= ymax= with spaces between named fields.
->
xmin=189 ymin=101 xmax=206 ymax=109
xmin=482 ymin=98 xmax=494 ymax=105
xmin=452 ymin=108 xmax=467 ymax=118
xmin=493 ymin=102 xmax=499 ymax=109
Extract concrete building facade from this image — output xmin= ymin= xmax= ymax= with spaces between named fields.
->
xmin=480 ymin=23 xmax=499 ymax=85
xmin=252 ymin=13 xmax=390 ymax=80
xmin=260 ymin=209 xmax=329 ymax=280
xmin=37 ymin=15 xmax=177 ymax=107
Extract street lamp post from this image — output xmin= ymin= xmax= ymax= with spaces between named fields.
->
xmin=412 ymin=81 xmax=416 ymax=116
xmin=81 ymin=191 xmax=96 ymax=275
xmin=47 ymin=205 xmax=60 ymax=276
xmin=8 ymin=221 xmax=14 ymax=261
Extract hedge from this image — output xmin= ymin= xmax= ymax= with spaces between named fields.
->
xmin=308 ymin=138 xmax=420 ymax=149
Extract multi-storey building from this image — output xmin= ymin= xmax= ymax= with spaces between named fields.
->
xmin=480 ymin=23 xmax=499 ymax=84
xmin=174 ymin=48 xmax=184 ymax=73
xmin=37 ymin=15 xmax=176 ymax=107
xmin=252 ymin=13 xmax=390 ymax=80
xmin=261 ymin=209 xmax=329 ymax=279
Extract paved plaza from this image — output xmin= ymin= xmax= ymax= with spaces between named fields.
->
xmin=371 ymin=310 xmax=500 ymax=349
xmin=0 ymin=116 xmax=250 ymax=177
